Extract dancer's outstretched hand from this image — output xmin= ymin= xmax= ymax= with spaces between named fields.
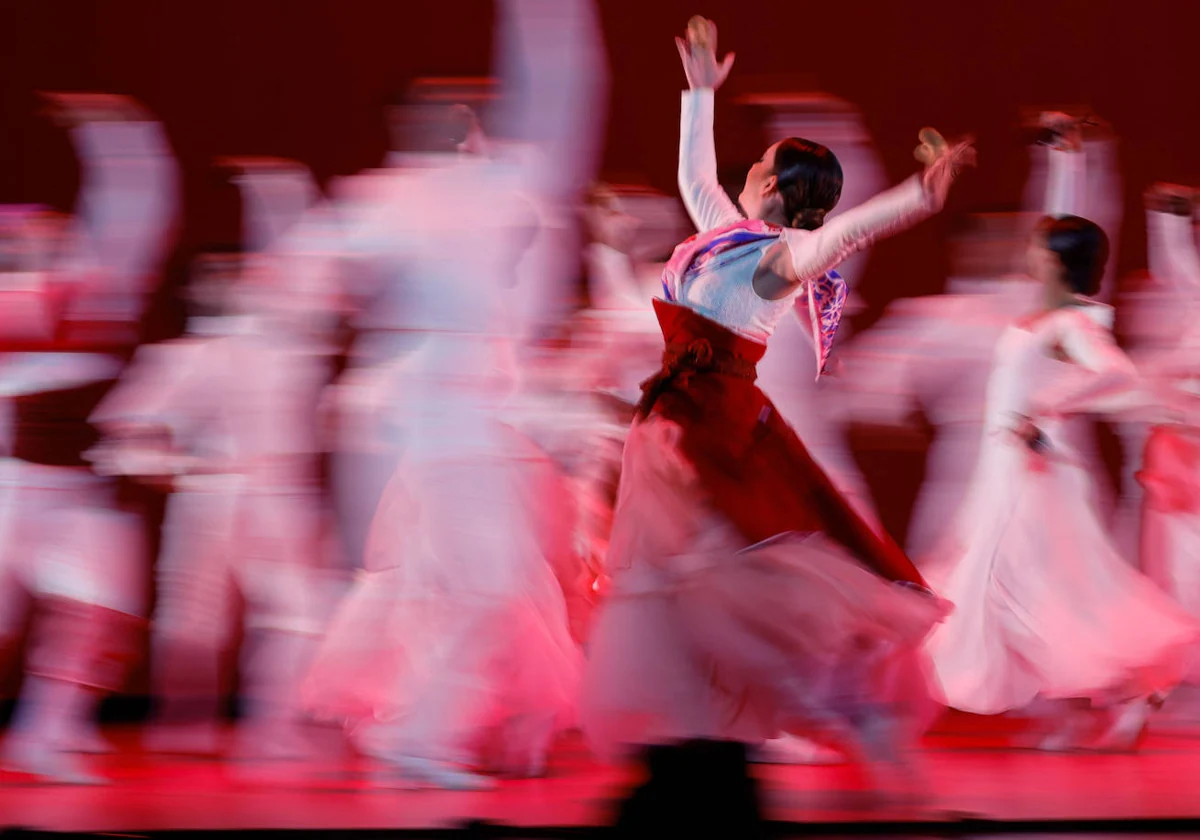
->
xmin=1145 ymin=182 xmax=1196 ymax=217
xmin=915 ymin=127 xmax=976 ymax=210
xmin=1037 ymin=111 xmax=1084 ymax=152
xmin=675 ymin=16 xmax=735 ymax=91
xmin=213 ymin=156 xmax=305 ymax=175
xmin=38 ymin=92 xmax=148 ymax=126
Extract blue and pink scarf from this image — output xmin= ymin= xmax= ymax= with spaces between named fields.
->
xmin=661 ymin=219 xmax=848 ymax=379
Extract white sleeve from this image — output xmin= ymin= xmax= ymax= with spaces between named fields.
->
xmin=90 ymin=341 xmax=210 ymax=433
xmin=236 ymin=168 xmax=320 ymax=254
xmin=65 ymin=121 xmax=181 ymax=298
xmin=1030 ymin=312 xmax=1148 ymax=418
xmin=817 ymin=126 xmax=888 ymax=292
xmin=781 ymin=176 xmax=934 ymax=284
xmin=1045 ymin=148 xmax=1085 ymax=218
xmin=1147 ymin=208 xmax=1200 ymax=294
xmin=678 ymin=89 xmax=745 ymax=233
xmin=490 ymin=0 xmax=608 ymax=205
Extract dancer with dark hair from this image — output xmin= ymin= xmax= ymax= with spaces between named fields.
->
xmin=581 ymin=19 xmax=972 ymax=830
xmin=924 ymin=114 xmax=1199 ymax=752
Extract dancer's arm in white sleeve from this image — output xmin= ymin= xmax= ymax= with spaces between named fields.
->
xmin=91 ymin=340 xmax=211 ymax=435
xmin=677 ymin=88 xmax=745 ymax=232
xmin=780 ymin=123 xmax=972 ymax=285
xmin=1031 ymin=310 xmax=1153 ymax=419
xmin=1145 ymin=187 xmax=1200 ymax=294
xmin=67 ymin=110 xmax=181 ymax=295
xmin=491 ymin=0 xmax=608 ymax=204
xmin=221 ymin=157 xmax=320 ymax=254
xmin=781 ymin=176 xmax=938 ymax=285
xmin=1045 ymin=146 xmax=1085 ymax=218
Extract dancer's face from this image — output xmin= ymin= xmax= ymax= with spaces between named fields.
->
xmin=1026 ymin=230 xmax=1067 ymax=297
xmin=739 ymin=142 xmax=783 ymax=221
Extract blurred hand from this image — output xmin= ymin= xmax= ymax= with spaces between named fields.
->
xmin=1145 ymin=182 xmax=1196 ymax=217
xmin=38 ymin=92 xmax=148 ymax=126
xmin=1037 ymin=111 xmax=1084 ymax=152
xmin=916 ymin=127 xmax=976 ymax=210
xmin=675 ymin=16 xmax=735 ymax=91
xmin=213 ymin=156 xmax=307 ymax=178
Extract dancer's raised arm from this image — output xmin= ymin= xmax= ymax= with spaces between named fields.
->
xmin=47 ymin=94 xmax=181 ymax=309
xmin=675 ymin=18 xmax=742 ymax=232
xmin=781 ymin=129 xmax=974 ymax=285
xmin=1145 ymin=184 xmax=1200 ymax=293
xmin=1028 ymin=306 xmax=1148 ymax=420
xmin=1038 ymin=113 xmax=1087 ymax=218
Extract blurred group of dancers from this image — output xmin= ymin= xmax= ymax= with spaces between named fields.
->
xmin=1 ymin=3 xmax=1199 ymax=810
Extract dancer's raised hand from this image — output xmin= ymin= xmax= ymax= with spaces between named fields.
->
xmin=675 ymin=16 xmax=735 ymax=91
xmin=1037 ymin=111 xmax=1084 ymax=153
xmin=915 ymin=127 xmax=976 ymax=210
xmin=1145 ymin=182 xmax=1196 ymax=217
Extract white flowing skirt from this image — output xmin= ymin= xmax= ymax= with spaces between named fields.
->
xmin=926 ymin=436 xmax=1200 ymax=714
xmin=581 ymin=416 xmax=947 ymax=761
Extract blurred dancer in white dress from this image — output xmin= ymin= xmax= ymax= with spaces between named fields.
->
xmin=91 ymin=172 xmax=335 ymax=759
xmin=836 ymin=215 xmax=1037 ymax=561
xmin=0 ymin=93 xmax=179 ymax=783
xmin=303 ymin=0 xmax=599 ymax=790
xmin=838 ymin=113 xmax=1121 ymax=562
xmin=1113 ymin=185 xmax=1200 ymax=564
xmin=925 ymin=117 xmax=1199 ymax=752
xmin=1134 ymin=186 xmax=1200 ymax=685
xmin=1024 ymin=112 xmax=1124 ymax=533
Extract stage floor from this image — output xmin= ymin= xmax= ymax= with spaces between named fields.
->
xmin=2 ymin=712 xmax=1200 ymax=835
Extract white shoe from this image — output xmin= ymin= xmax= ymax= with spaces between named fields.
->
xmin=2 ymin=737 xmax=106 ymax=785
xmin=1094 ymin=698 xmax=1151 ymax=753
xmin=752 ymin=736 xmax=845 ymax=765
xmin=387 ymin=755 xmax=497 ymax=791
xmin=1032 ymin=714 xmax=1089 ymax=752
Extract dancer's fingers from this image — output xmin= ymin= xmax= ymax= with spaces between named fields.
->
xmin=718 ymin=52 xmax=736 ymax=84
xmin=688 ymin=15 xmax=714 ymax=50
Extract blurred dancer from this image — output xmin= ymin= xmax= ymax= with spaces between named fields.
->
xmin=925 ymin=116 xmax=1199 ymax=752
xmin=1135 ymin=186 xmax=1200 ymax=682
xmin=571 ymin=185 xmax=671 ymax=583
xmin=837 ymin=212 xmax=1038 ymax=560
xmin=1021 ymin=110 xmax=1122 ymax=304
xmin=0 ymin=92 xmax=179 ymax=783
xmin=90 ymin=243 xmax=332 ymax=759
xmin=1114 ymin=185 xmax=1200 ymax=562
xmin=583 ymin=20 xmax=969 ymax=830
xmin=303 ymin=0 xmax=598 ymax=790
xmin=1023 ymin=111 xmax=1124 ymax=531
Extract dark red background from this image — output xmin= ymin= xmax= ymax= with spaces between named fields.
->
xmin=0 ymin=2 xmax=1196 ymax=679
xmin=4 ymin=1 xmax=1199 ymax=286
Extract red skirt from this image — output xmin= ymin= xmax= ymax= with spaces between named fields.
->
xmin=638 ymin=299 xmax=925 ymax=589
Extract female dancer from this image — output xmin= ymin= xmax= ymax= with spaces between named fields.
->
xmin=581 ymin=17 xmax=971 ymax=782
xmin=924 ymin=117 xmax=1199 ymax=751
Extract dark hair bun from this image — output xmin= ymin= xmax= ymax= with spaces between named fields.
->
xmin=790 ymin=207 xmax=827 ymax=230
xmin=1038 ymin=214 xmax=1109 ymax=297
xmin=772 ymin=137 xmax=843 ymax=230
